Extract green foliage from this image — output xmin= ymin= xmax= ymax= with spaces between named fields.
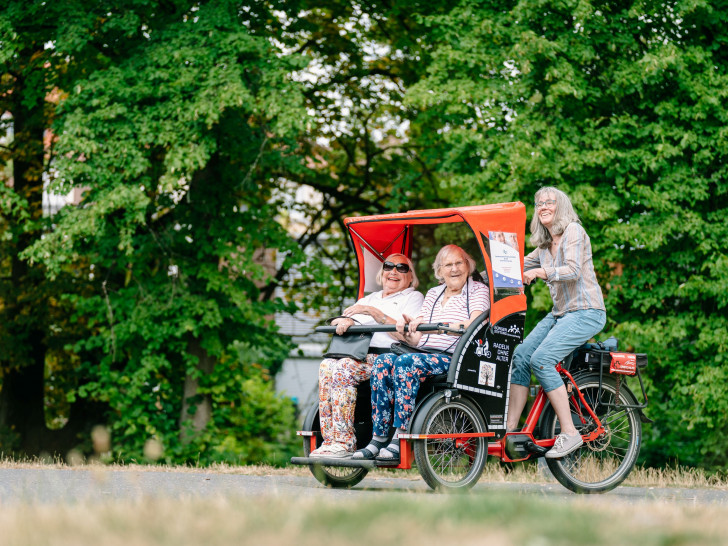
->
xmin=3 ymin=0 xmax=727 ymax=473
xmin=2 ymin=0 xmax=314 ymax=464
xmin=405 ymin=0 xmax=728 ymax=470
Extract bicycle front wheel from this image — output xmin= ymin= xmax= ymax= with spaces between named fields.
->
xmin=540 ymin=374 xmax=642 ymax=494
xmin=414 ymin=397 xmax=488 ymax=491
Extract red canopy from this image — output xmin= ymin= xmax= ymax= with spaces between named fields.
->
xmin=344 ymin=202 xmax=527 ymax=325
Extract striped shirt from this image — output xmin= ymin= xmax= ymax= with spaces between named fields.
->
xmin=417 ymin=280 xmax=489 ymax=353
xmin=524 ymin=222 xmax=605 ymax=317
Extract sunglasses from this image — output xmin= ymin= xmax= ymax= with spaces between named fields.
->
xmin=383 ymin=261 xmax=411 ymax=274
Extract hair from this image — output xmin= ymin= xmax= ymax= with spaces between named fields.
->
xmin=432 ymin=245 xmax=476 ymax=283
xmin=530 ymin=186 xmax=581 ymax=249
xmin=375 ymin=253 xmax=419 ymax=289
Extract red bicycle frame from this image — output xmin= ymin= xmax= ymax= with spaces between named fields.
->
xmin=489 ymin=363 xmax=606 ymax=462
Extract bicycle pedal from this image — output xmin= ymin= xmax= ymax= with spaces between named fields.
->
xmin=524 ymin=440 xmax=549 ymax=456
xmin=504 ymin=434 xmax=532 ymax=459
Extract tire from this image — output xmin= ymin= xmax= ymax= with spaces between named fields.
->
xmin=540 ymin=374 xmax=642 ymax=494
xmin=413 ymin=397 xmax=488 ymax=491
xmin=302 ymin=404 xmax=369 ymax=489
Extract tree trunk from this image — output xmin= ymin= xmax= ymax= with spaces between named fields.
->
xmin=179 ymin=337 xmax=215 ymax=443
xmin=0 ymin=48 xmax=50 ymax=455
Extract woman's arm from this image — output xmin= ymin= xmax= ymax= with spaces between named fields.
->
xmin=343 ymin=303 xmax=389 ymax=325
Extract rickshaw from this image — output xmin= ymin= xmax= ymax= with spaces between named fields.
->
xmin=290 ymin=202 xmax=649 ymax=493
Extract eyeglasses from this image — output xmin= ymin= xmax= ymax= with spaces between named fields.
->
xmin=441 ymin=260 xmax=465 ymax=270
xmin=535 ymin=199 xmax=557 ymax=208
xmin=383 ymin=261 xmax=410 ymax=274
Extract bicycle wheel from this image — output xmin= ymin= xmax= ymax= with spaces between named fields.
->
xmin=414 ymin=397 xmax=488 ymax=491
xmin=540 ymin=374 xmax=641 ymax=494
xmin=302 ymin=407 xmax=369 ymax=489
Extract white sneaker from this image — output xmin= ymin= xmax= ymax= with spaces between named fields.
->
xmin=310 ymin=443 xmax=352 ymax=459
xmin=309 ymin=444 xmax=333 ymax=458
xmin=324 ymin=443 xmax=354 ymax=458
xmin=545 ymin=433 xmax=583 ymax=459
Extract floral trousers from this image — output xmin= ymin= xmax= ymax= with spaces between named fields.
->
xmin=318 ymin=353 xmax=377 ymax=451
xmin=370 ymin=352 xmax=451 ymax=437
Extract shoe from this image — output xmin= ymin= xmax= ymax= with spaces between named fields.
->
xmin=375 ymin=444 xmax=400 ymax=463
xmin=352 ymin=439 xmax=388 ymax=460
xmin=309 ymin=444 xmax=333 ymax=458
xmin=545 ymin=433 xmax=583 ymax=459
xmin=324 ymin=443 xmax=353 ymax=458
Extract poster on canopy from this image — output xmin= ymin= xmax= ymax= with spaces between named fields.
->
xmin=488 ymin=231 xmax=523 ymax=298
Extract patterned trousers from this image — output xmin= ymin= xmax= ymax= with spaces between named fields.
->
xmin=318 ymin=353 xmax=377 ymax=451
xmin=370 ymin=352 xmax=451 ymax=437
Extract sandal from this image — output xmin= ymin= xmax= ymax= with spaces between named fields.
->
xmin=352 ymin=439 xmax=388 ymax=460
xmin=375 ymin=444 xmax=400 ymax=463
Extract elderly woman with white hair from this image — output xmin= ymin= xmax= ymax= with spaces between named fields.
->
xmin=353 ymin=244 xmax=490 ymax=463
xmin=310 ymin=253 xmax=424 ymax=458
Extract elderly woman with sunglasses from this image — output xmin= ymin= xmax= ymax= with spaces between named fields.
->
xmin=354 ymin=245 xmax=489 ymax=463
xmin=310 ymin=254 xmax=424 ymax=458
xmin=506 ymin=187 xmax=606 ymax=459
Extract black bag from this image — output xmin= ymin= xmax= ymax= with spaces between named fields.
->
xmin=390 ymin=342 xmax=447 ymax=356
xmin=323 ymin=317 xmax=372 ymax=360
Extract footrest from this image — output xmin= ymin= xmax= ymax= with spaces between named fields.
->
xmin=290 ymin=456 xmax=378 ymax=469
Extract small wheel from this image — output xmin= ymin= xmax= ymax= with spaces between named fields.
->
xmin=413 ymin=397 xmax=488 ymax=491
xmin=540 ymin=374 xmax=642 ymax=494
xmin=301 ymin=398 xmax=370 ymax=489
xmin=303 ymin=435 xmax=369 ymax=489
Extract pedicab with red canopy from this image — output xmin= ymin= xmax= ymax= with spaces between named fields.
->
xmin=290 ymin=202 xmax=648 ymax=493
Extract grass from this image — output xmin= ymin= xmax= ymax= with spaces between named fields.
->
xmin=1 ymin=457 xmax=727 ymax=545
xmin=1 ymin=490 xmax=728 ymax=545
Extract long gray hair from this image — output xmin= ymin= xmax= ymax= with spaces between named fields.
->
xmin=375 ymin=253 xmax=419 ymax=289
xmin=530 ymin=187 xmax=581 ymax=249
xmin=432 ymin=245 xmax=476 ymax=283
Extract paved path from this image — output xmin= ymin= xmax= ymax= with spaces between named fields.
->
xmin=1 ymin=468 xmax=726 ymax=506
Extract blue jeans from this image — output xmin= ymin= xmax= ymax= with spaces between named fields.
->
xmin=510 ymin=309 xmax=606 ymax=392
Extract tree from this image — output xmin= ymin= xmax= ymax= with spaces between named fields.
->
xmin=404 ymin=0 xmax=728 ymax=470
xmin=5 ymin=0 xmax=309 ymax=463
xmin=0 ymin=0 xmax=107 ymax=454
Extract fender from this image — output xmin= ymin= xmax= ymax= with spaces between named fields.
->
xmin=302 ymin=400 xmax=319 ymax=432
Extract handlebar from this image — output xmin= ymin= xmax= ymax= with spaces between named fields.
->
xmin=315 ymin=323 xmax=466 ymax=335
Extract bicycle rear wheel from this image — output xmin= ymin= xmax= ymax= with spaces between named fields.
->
xmin=540 ymin=374 xmax=641 ymax=494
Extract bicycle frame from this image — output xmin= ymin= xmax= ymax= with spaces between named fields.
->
xmin=490 ymin=363 xmax=606 ymax=463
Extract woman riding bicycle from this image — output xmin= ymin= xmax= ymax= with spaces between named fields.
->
xmin=506 ymin=187 xmax=607 ymax=458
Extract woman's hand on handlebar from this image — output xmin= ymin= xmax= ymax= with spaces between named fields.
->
xmin=523 ymin=268 xmax=546 ymax=285
xmin=331 ymin=317 xmax=355 ymax=335
xmin=404 ymin=314 xmax=424 ymax=345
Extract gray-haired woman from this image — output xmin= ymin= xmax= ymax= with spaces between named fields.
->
xmin=506 ymin=187 xmax=607 ymax=458
xmin=311 ymin=253 xmax=424 ymax=458
xmin=354 ymin=244 xmax=490 ymax=462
